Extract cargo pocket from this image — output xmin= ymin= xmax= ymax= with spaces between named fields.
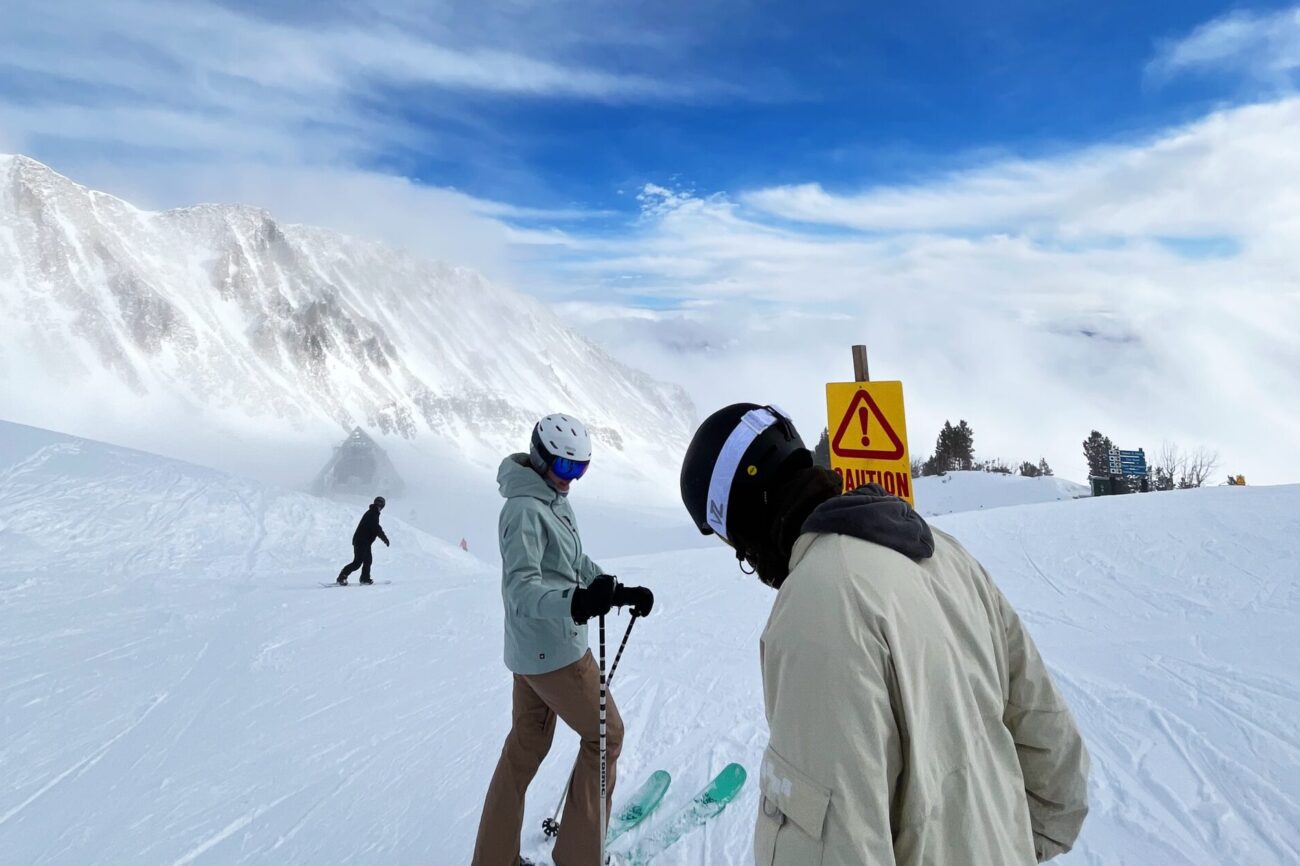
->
xmin=754 ymin=746 xmax=831 ymax=866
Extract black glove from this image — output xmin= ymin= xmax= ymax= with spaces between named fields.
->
xmin=571 ymin=574 xmax=617 ymax=624
xmin=614 ymin=584 xmax=654 ymax=618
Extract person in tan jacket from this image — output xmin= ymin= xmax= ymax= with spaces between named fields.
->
xmin=680 ymin=403 xmax=1090 ymax=865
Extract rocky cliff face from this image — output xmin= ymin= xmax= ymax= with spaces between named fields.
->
xmin=0 ymin=154 xmax=694 ymax=486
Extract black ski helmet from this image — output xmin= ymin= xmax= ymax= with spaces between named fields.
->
xmin=680 ymin=403 xmax=809 ymax=545
xmin=374 ymin=496 xmax=386 ymax=508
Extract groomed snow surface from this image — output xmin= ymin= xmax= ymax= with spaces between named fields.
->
xmin=1 ymin=420 xmax=1297 ymax=865
xmin=914 ymin=470 xmax=1090 ymax=517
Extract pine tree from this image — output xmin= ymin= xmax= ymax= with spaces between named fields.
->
xmin=926 ymin=422 xmax=956 ymax=475
xmin=1082 ymin=431 xmax=1114 ymax=478
xmin=937 ymin=421 xmax=956 ymax=471
xmin=814 ymin=428 xmax=831 ymax=469
xmin=1038 ymin=458 xmax=1054 ymax=477
xmin=925 ymin=419 xmax=976 ymax=474
xmin=981 ymin=458 xmax=1011 ymax=474
xmin=1019 ymin=460 xmax=1042 ymax=477
xmin=952 ymin=421 xmax=975 ymax=470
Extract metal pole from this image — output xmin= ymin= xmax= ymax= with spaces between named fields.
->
xmin=608 ymin=614 xmax=638 ymax=682
xmin=599 ymin=614 xmax=608 ymax=866
xmin=852 ymin=344 xmax=870 ymax=382
xmin=545 ymin=614 xmax=639 ymax=837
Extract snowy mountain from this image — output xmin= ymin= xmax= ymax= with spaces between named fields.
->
xmin=3 ymin=420 xmax=1297 ymax=865
xmin=0 ymin=154 xmax=693 ymax=492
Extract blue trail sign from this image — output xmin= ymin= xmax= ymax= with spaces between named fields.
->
xmin=1109 ymin=447 xmax=1148 ymax=477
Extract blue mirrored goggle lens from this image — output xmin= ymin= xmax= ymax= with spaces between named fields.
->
xmin=552 ymin=457 xmax=589 ymax=481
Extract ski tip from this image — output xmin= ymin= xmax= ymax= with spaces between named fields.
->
xmin=697 ymin=763 xmax=746 ymax=806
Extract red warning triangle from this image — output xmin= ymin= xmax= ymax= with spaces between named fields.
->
xmin=831 ymin=389 xmax=905 ymax=460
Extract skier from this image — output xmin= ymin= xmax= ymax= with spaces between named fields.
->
xmin=336 ymin=496 xmax=389 ymax=585
xmin=472 ymin=413 xmax=654 ymax=866
xmin=680 ymin=404 xmax=1090 ymax=865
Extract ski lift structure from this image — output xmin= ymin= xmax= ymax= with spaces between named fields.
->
xmin=312 ymin=427 xmax=405 ymax=497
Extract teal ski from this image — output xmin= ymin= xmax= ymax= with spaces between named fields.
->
xmin=606 ymin=769 xmax=671 ymax=845
xmin=610 ymin=763 xmax=747 ymax=865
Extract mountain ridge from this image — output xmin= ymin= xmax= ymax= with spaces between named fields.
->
xmin=0 ymin=153 xmax=693 ymax=490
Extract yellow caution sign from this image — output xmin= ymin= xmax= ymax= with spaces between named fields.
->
xmin=825 ymin=380 xmax=914 ymax=504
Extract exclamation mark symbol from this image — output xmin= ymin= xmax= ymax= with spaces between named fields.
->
xmin=859 ymin=405 xmax=872 ymax=447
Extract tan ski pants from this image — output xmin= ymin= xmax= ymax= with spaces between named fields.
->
xmin=471 ymin=650 xmax=624 ymax=866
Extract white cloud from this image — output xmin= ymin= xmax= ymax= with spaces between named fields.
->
xmin=540 ymin=100 xmax=1300 ymax=484
xmin=0 ymin=126 xmax=25 ymax=157
xmin=1148 ymin=5 xmax=1300 ymax=86
xmin=0 ymin=103 xmax=321 ymax=162
xmin=742 ymin=99 xmax=1300 ymax=241
xmin=3 ymin=0 xmax=1298 ymax=487
xmin=56 ymin=158 xmax=532 ymax=288
xmin=0 ymin=0 xmax=713 ymax=285
xmin=3 ymin=0 xmax=696 ymax=106
xmin=0 ymin=0 xmax=726 ymax=207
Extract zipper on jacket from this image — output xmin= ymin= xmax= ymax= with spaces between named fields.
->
xmin=549 ymin=498 xmax=583 ymax=592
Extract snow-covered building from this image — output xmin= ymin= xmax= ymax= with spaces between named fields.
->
xmin=312 ymin=427 xmax=404 ymax=497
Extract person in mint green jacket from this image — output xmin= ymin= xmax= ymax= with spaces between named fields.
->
xmin=472 ymin=414 xmax=654 ymax=866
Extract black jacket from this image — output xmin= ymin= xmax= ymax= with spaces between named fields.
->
xmin=352 ymin=505 xmax=389 ymax=547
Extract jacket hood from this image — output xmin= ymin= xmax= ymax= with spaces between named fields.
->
xmin=498 ymin=453 xmax=559 ymax=502
xmin=803 ymin=483 xmax=935 ymax=560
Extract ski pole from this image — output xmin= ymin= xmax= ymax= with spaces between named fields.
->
xmin=542 ymin=612 xmax=640 ymax=839
xmin=608 ymin=612 xmax=639 ymax=683
xmin=599 ymin=612 xmax=608 ymax=866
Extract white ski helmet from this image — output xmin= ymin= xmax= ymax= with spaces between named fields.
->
xmin=529 ymin=413 xmax=593 ymax=473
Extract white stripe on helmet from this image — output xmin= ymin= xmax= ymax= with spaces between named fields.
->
xmin=705 ymin=406 xmax=788 ymax=541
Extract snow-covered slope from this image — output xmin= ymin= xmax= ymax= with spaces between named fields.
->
xmin=2 ymin=422 xmax=1297 ymax=865
xmin=0 ymin=154 xmax=693 ymax=493
xmin=0 ymin=420 xmax=471 ymax=580
xmin=915 ymin=470 xmax=1090 ymax=517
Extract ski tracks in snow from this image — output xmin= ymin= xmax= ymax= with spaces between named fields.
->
xmin=4 ymin=426 xmax=1300 ymax=866
xmin=942 ymin=491 xmax=1300 ymax=866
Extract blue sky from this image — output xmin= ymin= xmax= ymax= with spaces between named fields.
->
xmin=4 ymin=0 xmax=1296 ymax=215
xmin=3 ymin=0 xmax=1300 ymax=480
xmin=309 ymin=0 xmax=1294 ymax=211
xmin=376 ymin=0 xmax=1283 ymax=209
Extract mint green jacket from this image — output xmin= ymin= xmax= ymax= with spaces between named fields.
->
xmin=497 ymin=454 xmax=604 ymax=675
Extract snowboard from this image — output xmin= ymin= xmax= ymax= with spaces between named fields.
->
xmin=609 ymin=763 xmax=746 ymax=865
xmin=319 ymin=580 xmax=392 ymax=587
xmin=607 ymin=769 xmax=671 ymax=845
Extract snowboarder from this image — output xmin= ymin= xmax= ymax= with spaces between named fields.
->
xmin=680 ymin=404 xmax=1090 ymax=865
xmin=471 ymin=414 xmax=654 ymax=866
xmin=336 ymin=496 xmax=389 ymax=585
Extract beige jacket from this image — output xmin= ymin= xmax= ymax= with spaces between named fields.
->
xmin=756 ymin=528 xmax=1089 ymax=865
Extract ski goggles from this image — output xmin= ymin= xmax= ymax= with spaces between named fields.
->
xmin=551 ymin=456 xmax=590 ymax=481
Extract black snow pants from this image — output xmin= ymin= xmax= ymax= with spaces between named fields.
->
xmin=338 ymin=543 xmax=374 ymax=582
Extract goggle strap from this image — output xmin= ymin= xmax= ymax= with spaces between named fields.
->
xmin=705 ymin=406 xmax=787 ymax=540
